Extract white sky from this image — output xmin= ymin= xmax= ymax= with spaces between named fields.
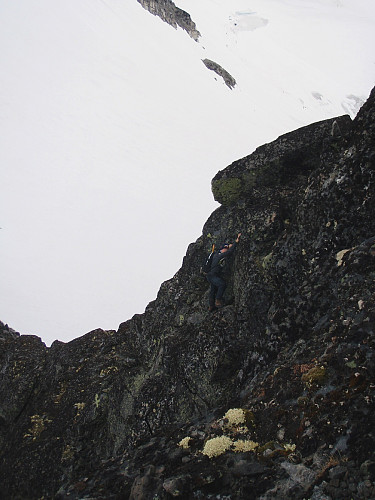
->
xmin=1 ymin=0 xmax=374 ymax=345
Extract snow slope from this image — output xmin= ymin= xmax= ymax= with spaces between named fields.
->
xmin=1 ymin=0 xmax=374 ymax=345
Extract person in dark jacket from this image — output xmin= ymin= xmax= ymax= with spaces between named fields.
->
xmin=206 ymin=233 xmax=241 ymax=311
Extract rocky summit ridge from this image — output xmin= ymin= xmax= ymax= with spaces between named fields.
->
xmin=1 ymin=86 xmax=375 ymax=499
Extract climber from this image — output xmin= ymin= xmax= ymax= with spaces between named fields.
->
xmin=206 ymin=233 xmax=241 ymax=311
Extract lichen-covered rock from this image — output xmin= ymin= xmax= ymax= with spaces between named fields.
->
xmin=0 ymin=86 xmax=374 ymax=499
xmin=211 ymin=114 xmax=352 ymax=205
xmin=301 ymin=365 xmax=327 ymax=386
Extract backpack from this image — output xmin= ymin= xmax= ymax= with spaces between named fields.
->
xmin=201 ymin=244 xmax=215 ymax=275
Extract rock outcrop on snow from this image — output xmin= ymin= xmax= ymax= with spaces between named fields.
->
xmin=202 ymin=59 xmax=237 ymax=89
xmin=136 ymin=2 xmax=236 ymax=88
xmin=1 ymin=86 xmax=374 ymax=499
xmin=137 ymin=0 xmax=201 ymax=41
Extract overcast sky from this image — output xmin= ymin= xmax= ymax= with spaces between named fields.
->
xmin=1 ymin=0 xmax=374 ymax=346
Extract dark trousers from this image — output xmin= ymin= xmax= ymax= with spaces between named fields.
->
xmin=207 ymin=274 xmax=226 ymax=306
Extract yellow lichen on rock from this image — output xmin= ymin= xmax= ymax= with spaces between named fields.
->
xmin=178 ymin=437 xmax=192 ymax=449
xmin=224 ymin=408 xmax=245 ymax=426
xmin=24 ymin=414 xmax=52 ymax=441
xmin=74 ymin=402 xmax=86 ymax=418
xmin=284 ymin=443 xmax=296 ymax=452
xmin=223 ymin=408 xmax=255 ymax=429
xmin=94 ymin=393 xmax=100 ymax=408
xmin=100 ymin=366 xmax=119 ymax=377
xmin=202 ymin=436 xmax=233 ymax=458
xmin=336 ymin=248 xmax=353 ymax=266
xmin=233 ymin=439 xmax=258 ymax=453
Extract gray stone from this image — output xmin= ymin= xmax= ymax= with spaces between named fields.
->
xmin=310 ymin=484 xmax=332 ymax=500
xmin=231 ymin=460 xmax=268 ymax=477
xmin=202 ymin=59 xmax=237 ymax=89
xmin=329 ymin=466 xmax=347 ymax=481
xmin=281 ymin=462 xmax=316 ymax=489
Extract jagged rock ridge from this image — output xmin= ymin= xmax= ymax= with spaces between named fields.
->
xmin=0 ymin=86 xmax=374 ymax=499
xmin=137 ymin=0 xmax=200 ymax=41
xmin=202 ymin=59 xmax=237 ymax=89
xmin=137 ymin=1 xmax=236 ymax=90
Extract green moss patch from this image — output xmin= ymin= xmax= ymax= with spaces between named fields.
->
xmin=301 ymin=365 xmax=327 ymax=387
xmin=211 ymin=177 xmax=243 ymax=206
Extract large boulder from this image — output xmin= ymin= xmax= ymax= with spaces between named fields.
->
xmin=211 ymin=114 xmax=352 ymax=205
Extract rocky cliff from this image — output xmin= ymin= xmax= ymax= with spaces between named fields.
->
xmin=137 ymin=0 xmax=200 ymax=41
xmin=1 ymin=86 xmax=374 ymax=499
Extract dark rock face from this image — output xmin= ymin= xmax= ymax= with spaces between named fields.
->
xmin=137 ymin=3 xmax=237 ymax=87
xmin=211 ymin=114 xmax=352 ymax=205
xmin=137 ymin=0 xmax=200 ymax=41
xmin=1 ymin=86 xmax=375 ymax=499
xmin=202 ymin=59 xmax=237 ymax=89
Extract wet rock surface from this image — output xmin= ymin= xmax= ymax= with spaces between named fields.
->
xmin=1 ymin=86 xmax=374 ymax=499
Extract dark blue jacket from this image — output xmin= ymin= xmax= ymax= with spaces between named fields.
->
xmin=208 ymin=242 xmax=237 ymax=277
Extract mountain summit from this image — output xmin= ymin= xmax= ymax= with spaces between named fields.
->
xmin=1 ymin=85 xmax=374 ymax=499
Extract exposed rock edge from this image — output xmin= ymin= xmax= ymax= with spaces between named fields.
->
xmin=137 ymin=0 xmax=200 ymax=41
xmin=1 ymin=86 xmax=374 ymax=499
